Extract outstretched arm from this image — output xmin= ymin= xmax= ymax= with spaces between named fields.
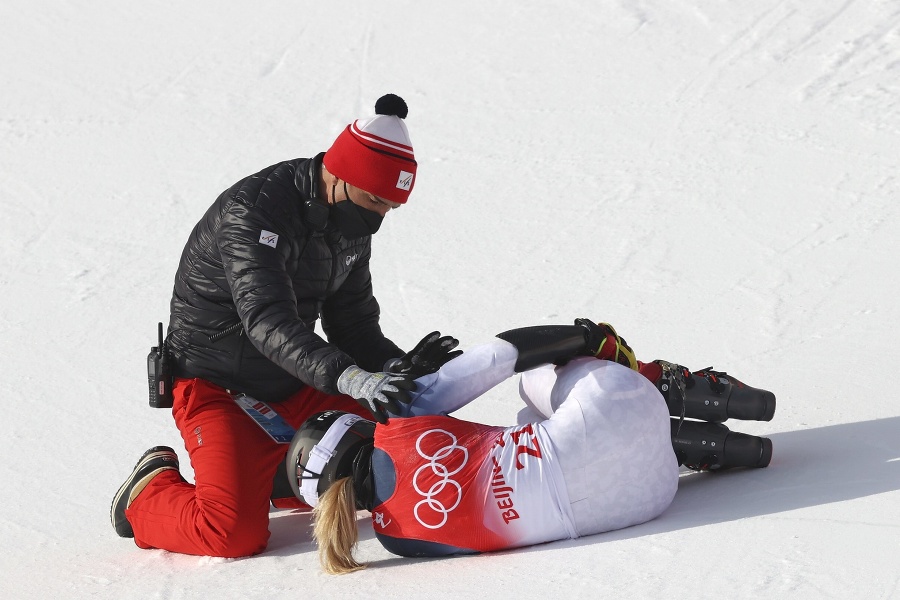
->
xmin=395 ymin=321 xmax=617 ymax=417
xmin=397 ymin=338 xmax=519 ymax=417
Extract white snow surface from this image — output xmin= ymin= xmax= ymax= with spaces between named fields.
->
xmin=2 ymin=1 xmax=899 ymax=598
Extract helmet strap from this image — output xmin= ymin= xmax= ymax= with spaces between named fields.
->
xmin=298 ymin=413 xmax=365 ymax=507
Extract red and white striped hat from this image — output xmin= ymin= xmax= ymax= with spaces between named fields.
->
xmin=323 ymin=94 xmax=417 ymax=204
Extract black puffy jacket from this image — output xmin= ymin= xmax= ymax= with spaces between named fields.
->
xmin=167 ymin=154 xmax=403 ymax=402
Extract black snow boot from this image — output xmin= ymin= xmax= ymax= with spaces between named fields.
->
xmin=110 ymin=446 xmax=181 ymax=538
xmin=670 ymin=418 xmax=773 ymax=471
xmin=656 ymin=360 xmax=776 ymax=422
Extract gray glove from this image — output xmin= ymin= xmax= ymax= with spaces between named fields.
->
xmin=337 ymin=365 xmax=416 ymax=424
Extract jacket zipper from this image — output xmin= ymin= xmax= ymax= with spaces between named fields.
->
xmin=325 ymin=234 xmax=339 ymax=295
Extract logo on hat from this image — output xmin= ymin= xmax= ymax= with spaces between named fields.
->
xmin=396 ymin=171 xmax=414 ymax=191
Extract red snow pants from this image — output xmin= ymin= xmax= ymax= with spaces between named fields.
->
xmin=126 ymin=377 xmax=368 ymax=558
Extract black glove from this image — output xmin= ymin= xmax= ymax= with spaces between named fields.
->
xmin=387 ymin=331 xmax=462 ymax=379
xmin=337 ymin=365 xmax=416 ymax=424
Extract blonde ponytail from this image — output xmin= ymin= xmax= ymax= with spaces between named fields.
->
xmin=312 ymin=477 xmax=366 ymax=574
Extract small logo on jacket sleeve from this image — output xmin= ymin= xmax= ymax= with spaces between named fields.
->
xmin=259 ymin=230 xmax=279 ymax=248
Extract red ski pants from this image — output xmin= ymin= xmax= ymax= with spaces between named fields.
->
xmin=126 ymin=377 xmax=368 ymax=557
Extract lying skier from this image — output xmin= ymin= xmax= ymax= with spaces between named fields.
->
xmin=286 ymin=320 xmax=776 ymax=573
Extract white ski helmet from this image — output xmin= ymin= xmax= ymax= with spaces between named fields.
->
xmin=286 ymin=410 xmax=376 ymax=507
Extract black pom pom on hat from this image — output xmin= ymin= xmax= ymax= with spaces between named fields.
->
xmin=375 ymin=94 xmax=408 ymax=119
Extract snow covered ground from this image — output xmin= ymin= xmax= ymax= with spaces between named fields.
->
xmin=2 ymin=1 xmax=898 ymax=598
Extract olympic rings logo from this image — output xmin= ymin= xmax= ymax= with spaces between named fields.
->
xmin=412 ymin=428 xmax=469 ymax=529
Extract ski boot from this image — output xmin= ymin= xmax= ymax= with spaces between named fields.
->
xmin=655 ymin=360 xmax=775 ymax=422
xmin=670 ymin=418 xmax=772 ymax=471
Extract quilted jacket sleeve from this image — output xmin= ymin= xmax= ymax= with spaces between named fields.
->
xmin=321 ymin=244 xmax=404 ymax=372
xmin=217 ymin=198 xmax=354 ymax=394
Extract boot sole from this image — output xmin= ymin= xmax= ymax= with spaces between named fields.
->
xmin=757 ymin=436 xmax=773 ymax=468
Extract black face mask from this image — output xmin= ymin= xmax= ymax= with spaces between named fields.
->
xmin=330 ymin=182 xmax=384 ymax=239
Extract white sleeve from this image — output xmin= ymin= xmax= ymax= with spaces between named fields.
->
xmin=396 ymin=338 xmax=519 ymax=417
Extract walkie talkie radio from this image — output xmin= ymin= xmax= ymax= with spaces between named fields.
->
xmin=147 ymin=322 xmax=174 ymax=408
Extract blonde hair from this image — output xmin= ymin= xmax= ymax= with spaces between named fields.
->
xmin=312 ymin=477 xmax=366 ymax=574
